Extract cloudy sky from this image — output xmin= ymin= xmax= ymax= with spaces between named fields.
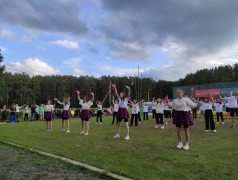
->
xmin=1 ymin=0 xmax=238 ymax=81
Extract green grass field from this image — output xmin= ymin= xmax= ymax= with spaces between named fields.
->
xmin=0 ymin=115 xmax=237 ymax=180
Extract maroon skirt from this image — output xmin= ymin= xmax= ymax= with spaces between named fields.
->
xmin=45 ymin=111 xmax=53 ymax=120
xmin=80 ymin=109 xmax=91 ymax=119
xmin=62 ymin=110 xmax=71 ymax=119
xmin=173 ymin=110 xmax=194 ymax=126
xmin=116 ymin=108 xmax=130 ymax=120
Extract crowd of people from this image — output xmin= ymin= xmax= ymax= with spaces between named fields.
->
xmin=0 ymin=85 xmax=237 ymax=150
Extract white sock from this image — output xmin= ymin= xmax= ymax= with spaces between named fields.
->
xmin=186 ymin=142 xmax=189 ymax=145
xmin=179 ymin=141 xmax=182 ymax=144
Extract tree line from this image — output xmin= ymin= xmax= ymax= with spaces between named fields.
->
xmin=0 ymin=50 xmax=238 ymax=108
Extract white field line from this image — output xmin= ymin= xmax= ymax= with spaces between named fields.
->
xmin=7 ymin=142 xmax=133 ymax=180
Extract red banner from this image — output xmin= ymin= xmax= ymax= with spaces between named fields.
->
xmin=195 ymin=89 xmax=220 ymax=97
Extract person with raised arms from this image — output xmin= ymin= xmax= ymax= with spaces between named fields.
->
xmin=96 ymin=100 xmax=104 ymax=124
xmin=111 ymin=96 xmax=119 ymax=125
xmin=202 ymin=94 xmax=216 ymax=132
xmin=129 ymin=99 xmax=144 ymax=127
xmin=167 ymin=88 xmax=200 ymax=150
xmin=112 ymin=84 xmax=130 ymax=140
xmin=54 ymin=97 xmax=71 ymax=133
xmin=220 ymin=91 xmax=238 ymax=128
xmin=77 ymin=90 xmax=94 ymax=135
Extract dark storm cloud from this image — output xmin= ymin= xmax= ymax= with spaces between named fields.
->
xmin=0 ymin=0 xmax=88 ymax=36
xmin=99 ymin=0 xmax=238 ymax=61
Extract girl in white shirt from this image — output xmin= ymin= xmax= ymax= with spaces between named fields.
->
xmin=96 ymin=100 xmax=104 ymax=124
xmin=155 ymin=98 xmax=165 ymax=129
xmin=77 ymin=90 xmax=94 ymax=136
xmin=168 ymin=88 xmax=200 ymax=150
xmin=213 ymin=99 xmax=224 ymax=124
xmin=111 ymin=96 xmax=119 ymax=124
xmin=151 ymin=97 xmax=157 ymax=120
xmin=203 ymin=95 xmax=216 ymax=132
xmin=112 ymin=84 xmax=130 ymax=140
xmin=129 ymin=99 xmax=144 ymax=126
xmin=54 ymin=97 xmax=71 ymax=133
xmin=143 ymin=103 xmax=149 ymax=120
xmin=44 ymin=100 xmax=54 ymax=131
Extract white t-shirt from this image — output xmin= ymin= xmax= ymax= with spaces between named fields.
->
xmin=16 ymin=106 xmax=22 ymax=113
xmin=97 ymin=104 xmax=102 ymax=111
xmin=44 ymin=105 xmax=54 ymax=112
xmin=225 ymin=103 xmax=229 ymax=108
xmin=203 ymin=102 xmax=213 ymax=110
xmin=156 ymin=103 xmax=164 ymax=114
xmin=143 ymin=104 xmax=148 ymax=112
xmin=226 ymin=96 xmax=238 ymax=108
xmin=171 ymin=97 xmax=195 ymax=111
xmin=57 ymin=101 xmax=70 ymax=110
xmin=152 ymin=100 xmax=157 ymax=110
xmin=79 ymin=100 xmax=93 ymax=110
xmin=132 ymin=103 xmax=139 ymax=114
xmin=214 ymin=103 xmax=224 ymax=113
xmin=118 ymin=98 xmax=128 ymax=108
xmin=164 ymin=102 xmax=170 ymax=111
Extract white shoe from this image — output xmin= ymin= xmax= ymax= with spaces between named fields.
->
xmin=165 ymin=122 xmax=168 ymax=125
xmin=213 ymin=129 xmax=216 ymax=133
xmin=113 ymin=134 xmax=120 ymax=138
xmin=222 ymin=122 xmax=224 ymax=125
xmin=183 ymin=144 xmax=190 ymax=150
xmin=205 ymin=130 xmax=210 ymax=132
xmin=125 ymin=135 xmax=130 ymax=140
xmin=84 ymin=133 xmax=88 ymax=136
xmin=139 ymin=122 xmax=141 ymax=124
xmin=80 ymin=131 xmax=85 ymax=134
xmin=66 ymin=130 xmax=70 ymax=133
xmin=100 ymin=123 xmax=102 ymax=124
xmin=216 ymin=122 xmax=219 ymax=124
xmin=161 ymin=126 xmax=164 ymax=129
xmin=154 ymin=125 xmax=159 ymax=128
xmin=3 ymin=122 xmax=6 ymax=124
xmin=0 ymin=122 xmax=2 ymax=124
xmin=177 ymin=143 xmax=183 ymax=149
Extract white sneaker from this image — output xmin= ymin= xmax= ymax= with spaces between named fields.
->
xmin=113 ymin=134 xmax=120 ymax=138
xmin=177 ymin=143 xmax=183 ymax=149
xmin=213 ymin=129 xmax=216 ymax=133
xmin=100 ymin=123 xmax=102 ymax=124
xmin=165 ymin=122 xmax=168 ymax=125
xmin=154 ymin=125 xmax=159 ymax=128
xmin=125 ymin=135 xmax=130 ymax=140
xmin=216 ymin=122 xmax=219 ymax=124
xmin=0 ymin=122 xmax=2 ymax=124
xmin=183 ymin=144 xmax=190 ymax=150
xmin=66 ymin=130 xmax=70 ymax=133
xmin=161 ymin=126 xmax=164 ymax=129
xmin=222 ymin=122 xmax=224 ymax=125
xmin=80 ymin=131 xmax=85 ymax=134
xmin=139 ymin=122 xmax=141 ymax=123
xmin=205 ymin=130 xmax=210 ymax=132
xmin=3 ymin=122 xmax=6 ymax=124
xmin=84 ymin=133 xmax=88 ymax=136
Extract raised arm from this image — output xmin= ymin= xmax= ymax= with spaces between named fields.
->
xmin=190 ymin=87 xmax=194 ymax=99
xmin=112 ymin=96 xmax=115 ymax=105
xmin=125 ymin=85 xmax=130 ymax=99
xmin=112 ymin=84 xmax=119 ymax=98
xmin=76 ymin=90 xmax=81 ymax=101
xmin=54 ymin=98 xmax=64 ymax=105
xmin=90 ymin=92 xmax=94 ymax=102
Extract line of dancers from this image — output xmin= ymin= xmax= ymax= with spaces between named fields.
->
xmin=1 ymin=85 xmax=237 ymax=150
